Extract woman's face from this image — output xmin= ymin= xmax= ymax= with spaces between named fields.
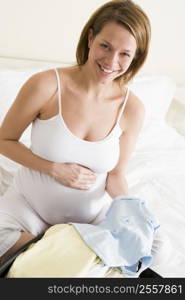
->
xmin=88 ymin=22 xmax=137 ymax=84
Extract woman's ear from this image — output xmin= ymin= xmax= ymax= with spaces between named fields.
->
xmin=88 ymin=28 xmax=94 ymax=48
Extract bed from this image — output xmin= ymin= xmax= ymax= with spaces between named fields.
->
xmin=0 ymin=57 xmax=185 ymax=278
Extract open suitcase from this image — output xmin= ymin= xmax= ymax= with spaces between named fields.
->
xmin=0 ymin=234 xmax=162 ymax=278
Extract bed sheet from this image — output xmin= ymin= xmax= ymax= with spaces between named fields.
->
xmin=127 ymin=120 xmax=185 ymax=277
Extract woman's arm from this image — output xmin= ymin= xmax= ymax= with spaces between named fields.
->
xmin=0 ymin=70 xmax=97 ymax=189
xmin=106 ymin=92 xmax=145 ymax=199
xmin=0 ymin=70 xmax=57 ymax=175
xmin=106 ymin=172 xmax=129 ymax=198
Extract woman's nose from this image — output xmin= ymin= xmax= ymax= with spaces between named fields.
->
xmin=104 ymin=52 xmax=119 ymax=69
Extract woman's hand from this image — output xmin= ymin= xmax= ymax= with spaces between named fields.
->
xmin=50 ymin=162 xmax=97 ymax=190
xmin=106 ymin=172 xmax=128 ymax=198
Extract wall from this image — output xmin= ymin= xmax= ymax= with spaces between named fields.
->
xmin=135 ymin=0 xmax=185 ymax=85
xmin=0 ymin=0 xmax=185 ymax=84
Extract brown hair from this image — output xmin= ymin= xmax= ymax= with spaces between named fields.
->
xmin=76 ymin=0 xmax=151 ymax=85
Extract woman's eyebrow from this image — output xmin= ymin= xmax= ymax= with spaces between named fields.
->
xmin=102 ymin=39 xmax=132 ymax=53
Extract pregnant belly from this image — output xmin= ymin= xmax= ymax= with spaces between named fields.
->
xmin=14 ymin=167 xmax=108 ymax=224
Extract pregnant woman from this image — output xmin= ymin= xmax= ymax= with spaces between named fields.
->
xmin=0 ymin=0 xmax=168 ymax=267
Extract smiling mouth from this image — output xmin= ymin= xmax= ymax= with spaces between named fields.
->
xmin=97 ymin=63 xmax=120 ymax=75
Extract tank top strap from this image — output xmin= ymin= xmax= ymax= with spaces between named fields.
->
xmin=116 ymin=87 xmax=129 ymax=124
xmin=54 ymin=68 xmax=62 ymax=115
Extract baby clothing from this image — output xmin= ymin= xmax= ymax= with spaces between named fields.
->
xmin=72 ymin=195 xmax=160 ymax=277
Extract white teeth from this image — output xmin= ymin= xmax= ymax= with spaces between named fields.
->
xmin=100 ymin=65 xmax=113 ymax=73
xmin=102 ymin=68 xmax=113 ymax=73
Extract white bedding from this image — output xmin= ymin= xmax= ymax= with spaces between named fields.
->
xmin=0 ymin=57 xmax=185 ymax=277
xmin=128 ymin=121 xmax=185 ymax=277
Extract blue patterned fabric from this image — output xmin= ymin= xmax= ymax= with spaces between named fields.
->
xmin=72 ymin=196 xmax=160 ymax=277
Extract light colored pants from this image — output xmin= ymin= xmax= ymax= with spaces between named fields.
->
xmin=0 ymin=185 xmax=49 ymax=257
xmin=0 ymin=185 xmax=172 ymax=269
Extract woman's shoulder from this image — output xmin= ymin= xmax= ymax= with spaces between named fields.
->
xmin=26 ymin=68 xmax=57 ymax=97
xmin=29 ymin=66 xmax=70 ymax=93
xmin=120 ymin=88 xmax=145 ymax=130
xmin=126 ymin=89 xmax=145 ymax=115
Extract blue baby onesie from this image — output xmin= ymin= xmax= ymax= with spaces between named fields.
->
xmin=72 ymin=196 xmax=160 ymax=277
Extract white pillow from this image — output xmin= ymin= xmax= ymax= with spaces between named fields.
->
xmin=129 ymin=75 xmax=176 ymax=121
xmin=166 ymin=99 xmax=185 ymax=137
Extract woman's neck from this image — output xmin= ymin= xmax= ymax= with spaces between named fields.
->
xmin=72 ymin=64 xmax=117 ymax=101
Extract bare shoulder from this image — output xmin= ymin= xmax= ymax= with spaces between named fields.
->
xmin=28 ymin=66 xmax=72 ymax=102
xmin=0 ymin=68 xmax=59 ymax=141
xmin=120 ymin=90 xmax=145 ymax=131
xmin=126 ymin=90 xmax=145 ymax=115
xmin=14 ymin=67 xmax=62 ymax=112
xmin=26 ymin=68 xmax=57 ymax=99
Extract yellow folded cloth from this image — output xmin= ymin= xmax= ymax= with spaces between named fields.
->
xmin=7 ymin=224 xmax=98 ymax=278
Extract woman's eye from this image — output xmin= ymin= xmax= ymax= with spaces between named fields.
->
xmin=121 ymin=52 xmax=130 ymax=57
xmin=100 ymin=44 xmax=108 ymax=49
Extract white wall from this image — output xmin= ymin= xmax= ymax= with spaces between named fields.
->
xmin=135 ymin=0 xmax=185 ymax=85
xmin=0 ymin=0 xmax=185 ymax=84
xmin=0 ymin=0 xmax=107 ymax=63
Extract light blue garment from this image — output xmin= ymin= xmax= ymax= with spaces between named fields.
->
xmin=72 ymin=196 xmax=160 ymax=277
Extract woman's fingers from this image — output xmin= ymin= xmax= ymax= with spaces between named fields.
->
xmin=53 ymin=162 xmax=98 ymax=190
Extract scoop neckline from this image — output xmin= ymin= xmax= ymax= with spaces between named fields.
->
xmin=36 ymin=114 xmax=122 ymax=144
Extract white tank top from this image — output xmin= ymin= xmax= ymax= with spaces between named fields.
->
xmin=14 ymin=69 xmax=129 ymax=225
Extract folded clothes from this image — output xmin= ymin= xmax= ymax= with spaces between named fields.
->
xmin=72 ymin=195 xmax=160 ymax=277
